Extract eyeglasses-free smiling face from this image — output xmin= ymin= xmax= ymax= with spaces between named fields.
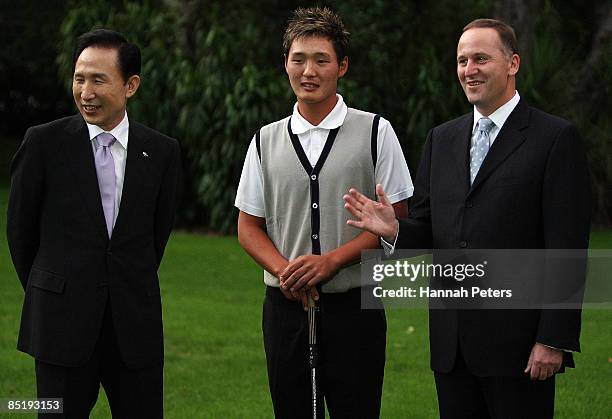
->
xmin=457 ymin=27 xmax=519 ymax=116
xmin=72 ymin=46 xmax=140 ymax=131
xmin=285 ymin=35 xmax=348 ymax=115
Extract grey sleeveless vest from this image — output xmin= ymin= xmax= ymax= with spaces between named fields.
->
xmin=257 ymin=108 xmax=380 ymax=293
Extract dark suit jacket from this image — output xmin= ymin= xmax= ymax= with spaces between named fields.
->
xmin=396 ymin=100 xmax=591 ymax=376
xmin=7 ymin=114 xmax=181 ymax=369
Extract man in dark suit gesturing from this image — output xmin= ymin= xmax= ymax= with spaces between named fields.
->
xmin=344 ymin=19 xmax=590 ymax=418
xmin=7 ymin=29 xmax=181 ymax=418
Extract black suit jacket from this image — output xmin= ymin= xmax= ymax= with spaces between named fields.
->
xmin=397 ymin=100 xmax=591 ymax=376
xmin=7 ymin=114 xmax=181 ymax=369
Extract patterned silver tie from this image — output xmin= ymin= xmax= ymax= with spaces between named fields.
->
xmin=94 ymin=132 xmax=116 ymax=237
xmin=470 ymin=117 xmax=495 ymax=185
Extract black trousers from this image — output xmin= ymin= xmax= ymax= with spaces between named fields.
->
xmin=35 ymin=295 xmax=163 ymax=419
xmin=262 ymin=286 xmax=386 ymax=419
xmin=434 ymin=346 xmax=555 ymax=419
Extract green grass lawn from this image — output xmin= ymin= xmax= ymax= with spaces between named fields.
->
xmin=0 ymin=185 xmax=610 ymax=418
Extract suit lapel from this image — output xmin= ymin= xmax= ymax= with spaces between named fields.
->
xmin=63 ymin=115 xmax=109 ymax=241
xmin=468 ymin=100 xmax=530 ymax=196
xmin=112 ymin=122 xmax=149 ymax=239
xmin=449 ymin=113 xmax=474 ymax=194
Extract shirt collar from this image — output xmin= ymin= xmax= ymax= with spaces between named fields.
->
xmin=87 ymin=112 xmax=129 ymax=150
xmin=290 ymin=94 xmax=348 ymax=134
xmin=472 ymin=91 xmax=520 ymax=132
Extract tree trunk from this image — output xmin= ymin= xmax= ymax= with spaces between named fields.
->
xmin=493 ymin=0 xmax=543 ymax=56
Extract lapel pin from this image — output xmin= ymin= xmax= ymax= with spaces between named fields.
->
xmin=142 ymin=151 xmax=149 ymax=158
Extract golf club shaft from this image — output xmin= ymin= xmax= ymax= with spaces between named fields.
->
xmin=307 ymin=293 xmax=318 ymax=418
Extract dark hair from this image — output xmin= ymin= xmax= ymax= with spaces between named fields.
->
xmin=73 ymin=29 xmax=141 ymax=82
xmin=283 ymin=7 xmax=350 ymax=63
xmin=463 ymin=18 xmax=519 ymax=56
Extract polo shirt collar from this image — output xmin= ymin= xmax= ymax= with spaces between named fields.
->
xmin=290 ymin=94 xmax=348 ymax=135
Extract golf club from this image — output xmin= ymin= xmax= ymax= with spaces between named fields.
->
xmin=307 ymin=292 xmax=319 ymax=419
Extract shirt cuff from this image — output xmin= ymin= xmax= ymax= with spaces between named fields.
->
xmin=380 ymin=221 xmax=399 ymax=256
xmin=539 ymin=342 xmax=574 ymax=353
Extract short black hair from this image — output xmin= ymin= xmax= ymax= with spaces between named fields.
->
xmin=283 ymin=7 xmax=350 ymax=63
xmin=73 ymin=29 xmax=141 ymax=82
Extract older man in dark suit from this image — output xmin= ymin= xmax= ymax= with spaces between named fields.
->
xmin=344 ymin=18 xmax=590 ymax=419
xmin=7 ymin=29 xmax=181 ymax=418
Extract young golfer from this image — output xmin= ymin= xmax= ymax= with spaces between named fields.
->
xmin=235 ymin=7 xmax=413 ymax=418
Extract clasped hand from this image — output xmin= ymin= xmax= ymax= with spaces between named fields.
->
xmin=276 ymin=254 xmax=339 ymax=310
xmin=280 ymin=254 xmax=339 ymax=292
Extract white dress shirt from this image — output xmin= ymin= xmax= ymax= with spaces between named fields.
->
xmin=86 ymin=112 xmax=129 ymax=227
xmin=235 ymin=94 xmax=413 ymax=217
xmin=472 ymin=91 xmax=520 ymax=145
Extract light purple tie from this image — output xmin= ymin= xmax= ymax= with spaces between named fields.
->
xmin=94 ymin=132 xmax=116 ymax=238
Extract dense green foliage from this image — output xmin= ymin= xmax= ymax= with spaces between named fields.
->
xmin=0 ymin=1 xmax=72 ymax=135
xmin=3 ymin=0 xmax=609 ymax=231
xmin=57 ymin=1 xmax=298 ymax=231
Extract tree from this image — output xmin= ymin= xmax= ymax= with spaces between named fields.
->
xmin=46 ymin=0 xmax=611 ymax=230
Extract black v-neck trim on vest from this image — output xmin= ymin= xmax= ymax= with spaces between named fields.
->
xmin=287 ymin=118 xmax=340 ymax=175
xmin=287 ymin=118 xmax=340 ymax=255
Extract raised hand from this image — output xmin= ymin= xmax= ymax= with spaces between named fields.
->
xmin=343 ymin=184 xmax=399 ymax=242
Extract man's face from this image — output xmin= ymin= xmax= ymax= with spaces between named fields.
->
xmin=285 ymin=36 xmax=348 ymax=107
xmin=457 ymin=28 xmax=519 ymax=116
xmin=72 ymin=47 xmax=139 ymax=131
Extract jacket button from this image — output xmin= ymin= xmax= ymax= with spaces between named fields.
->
xmin=459 ymin=241 xmax=468 ymax=248
xmin=465 ymin=201 xmax=473 ymax=208
xmin=312 ymin=234 xmax=318 ymax=240
xmin=312 ymin=203 xmax=318 ymax=209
